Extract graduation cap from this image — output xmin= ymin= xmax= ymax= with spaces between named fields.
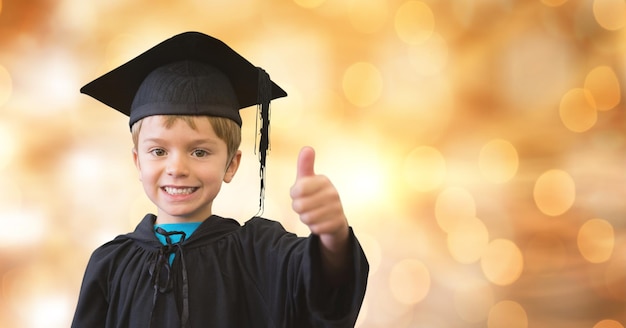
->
xmin=81 ymin=31 xmax=287 ymax=213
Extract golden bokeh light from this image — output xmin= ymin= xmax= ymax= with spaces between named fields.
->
xmin=394 ymin=1 xmax=435 ymax=45
xmin=559 ymin=88 xmax=597 ymax=133
xmin=578 ymin=218 xmax=614 ymax=263
xmin=487 ymin=300 xmax=528 ymax=328
xmin=403 ymin=146 xmax=446 ymax=192
xmin=313 ymin=139 xmax=390 ymax=210
xmin=0 ymin=65 xmax=12 ymax=107
xmin=594 ymin=320 xmax=625 ymax=328
xmin=435 ymin=187 xmax=476 ymax=233
xmin=533 ymin=169 xmax=576 ymax=217
xmin=389 ymin=259 xmax=431 ymax=305
xmin=447 ymin=217 xmax=489 ymax=264
xmin=593 ymin=0 xmax=626 ymax=31
xmin=481 ymin=239 xmax=524 ymax=286
xmin=478 ymin=138 xmax=519 ymax=184
xmin=454 ymin=281 xmax=494 ymax=323
xmin=584 ymin=65 xmax=621 ymax=111
xmin=348 ymin=0 xmax=389 ymax=34
xmin=336 ymin=158 xmax=386 ymax=205
xmin=341 ymin=62 xmax=383 ymax=107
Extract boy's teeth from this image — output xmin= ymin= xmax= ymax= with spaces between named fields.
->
xmin=164 ymin=187 xmax=195 ymax=195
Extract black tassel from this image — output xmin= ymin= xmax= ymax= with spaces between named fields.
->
xmin=256 ymin=68 xmax=272 ymax=215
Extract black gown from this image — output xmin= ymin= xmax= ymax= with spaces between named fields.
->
xmin=71 ymin=214 xmax=369 ymax=328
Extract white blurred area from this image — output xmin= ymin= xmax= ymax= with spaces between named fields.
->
xmin=1 ymin=0 xmax=626 ymax=327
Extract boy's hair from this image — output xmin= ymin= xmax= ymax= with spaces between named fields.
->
xmin=131 ymin=115 xmax=241 ymax=162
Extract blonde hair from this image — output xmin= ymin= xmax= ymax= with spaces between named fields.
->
xmin=131 ymin=115 xmax=241 ymax=161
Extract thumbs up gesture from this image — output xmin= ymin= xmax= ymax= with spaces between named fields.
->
xmin=290 ymin=147 xmax=349 ymax=255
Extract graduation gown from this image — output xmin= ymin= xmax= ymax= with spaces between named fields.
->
xmin=71 ymin=214 xmax=369 ymax=328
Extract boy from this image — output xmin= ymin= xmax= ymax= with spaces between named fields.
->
xmin=71 ymin=31 xmax=368 ymax=328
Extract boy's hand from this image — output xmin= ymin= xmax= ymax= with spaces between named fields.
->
xmin=290 ymin=146 xmax=349 ymax=241
xmin=291 ymin=146 xmax=350 ymax=282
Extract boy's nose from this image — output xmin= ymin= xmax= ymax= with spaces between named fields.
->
xmin=166 ymin=154 xmax=189 ymax=177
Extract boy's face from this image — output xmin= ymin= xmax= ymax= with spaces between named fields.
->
xmin=133 ymin=115 xmax=241 ymax=224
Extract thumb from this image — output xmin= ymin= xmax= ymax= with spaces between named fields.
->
xmin=296 ymin=146 xmax=316 ymax=179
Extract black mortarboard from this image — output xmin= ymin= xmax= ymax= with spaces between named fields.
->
xmin=81 ymin=31 xmax=287 ymax=212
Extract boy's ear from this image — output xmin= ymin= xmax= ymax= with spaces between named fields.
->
xmin=132 ymin=148 xmax=142 ymax=179
xmin=224 ymin=150 xmax=242 ymax=183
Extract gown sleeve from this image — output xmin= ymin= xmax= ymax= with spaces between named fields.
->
xmin=70 ymin=245 xmax=112 ymax=328
xmin=241 ymin=218 xmax=368 ymax=328
xmin=305 ymin=227 xmax=369 ymax=326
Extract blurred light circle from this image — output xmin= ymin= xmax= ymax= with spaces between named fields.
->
xmin=533 ymin=169 xmax=576 ymax=216
xmin=481 ymin=239 xmax=524 ymax=286
xmin=594 ymin=319 xmax=625 ymax=328
xmin=559 ymin=88 xmax=597 ymax=133
xmin=435 ymin=187 xmax=476 ymax=233
xmin=447 ymin=217 xmax=489 ymax=264
xmin=403 ymin=146 xmax=446 ymax=192
xmin=487 ymin=300 xmax=528 ymax=328
xmin=584 ymin=65 xmax=621 ymax=111
xmin=479 ymin=139 xmax=519 ymax=183
xmin=394 ymin=1 xmax=435 ymax=45
xmin=593 ymin=0 xmax=626 ymax=31
xmin=578 ymin=218 xmax=614 ymax=263
xmin=389 ymin=259 xmax=431 ymax=305
xmin=342 ymin=62 xmax=383 ymax=107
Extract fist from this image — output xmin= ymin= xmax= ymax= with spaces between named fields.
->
xmin=290 ymin=147 xmax=348 ymax=238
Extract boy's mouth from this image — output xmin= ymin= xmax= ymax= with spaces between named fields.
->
xmin=163 ymin=186 xmax=198 ymax=195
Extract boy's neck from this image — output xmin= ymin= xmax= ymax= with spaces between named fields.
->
xmin=154 ymin=215 xmax=210 ymax=225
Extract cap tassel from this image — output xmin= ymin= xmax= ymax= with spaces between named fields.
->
xmin=256 ymin=68 xmax=272 ymax=216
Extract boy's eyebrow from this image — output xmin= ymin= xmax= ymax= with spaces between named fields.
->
xmin=140 ymin=137 xmax=220 ymax=146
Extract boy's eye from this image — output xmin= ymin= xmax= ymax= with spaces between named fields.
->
xmin=150 ymin=148 xmax=166 ymax=156
xmin=192 ymin=149 xmax=209 ymax=157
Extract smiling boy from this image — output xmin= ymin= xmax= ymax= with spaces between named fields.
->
xmin=132 ymin=115 xmax=241 ymax=224
xmin=71 ymin=32 xmax=368 ymax=328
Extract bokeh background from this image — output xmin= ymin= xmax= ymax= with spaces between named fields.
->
xmin=0 ymin=0 xmax=625 ymax=327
